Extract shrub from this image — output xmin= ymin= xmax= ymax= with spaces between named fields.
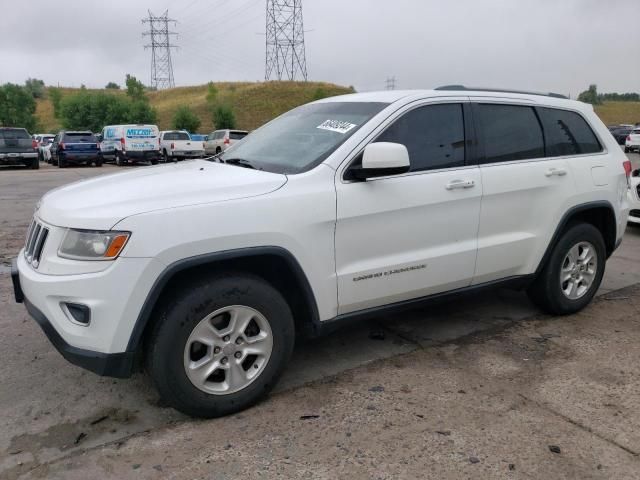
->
xmin=213 ymin=104 xmax=237 ymax=130
xmin=0 ymin=83 xmax=37 ymax=131
xmin=172 ymin=106 xmax=201 ymax=132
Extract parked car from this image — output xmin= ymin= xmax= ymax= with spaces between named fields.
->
xmin=204 ymin=129 xmax=248 ymax=155
xmin=36 ymin=135 xmax=55 ymax=162
xmin=624 ymin=128 xmax=640 ymax=153
xmin=0 ymin=128 xmax=39 ymax=169
xmin=42 ymin=141 xmax=55 ymax=164
xmin=12 ymin=87 xmax=630 ymax=418
xmin=99 ymin=125 xmax=160 ymax=166
xmin=627 ymin=169 xmax=640 ymax=225
xmin=611 ymin=127 xmax=633 ymax=145
xmin=160 ymin=130 xmax=205 ymax=162
xmin=50 ymin=131 xmax=100 ymax=168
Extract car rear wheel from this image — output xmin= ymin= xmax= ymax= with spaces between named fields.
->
xmin=527 ymin=223 xmax=605 ymax=315
xmin=146 ymin=273 xmax=295 ymax=418
xmin=625 ymin=147 xmax=630 ymax=153
xmin=31 ymin=157 xmax=39 ymax=170
xmin=163 ymin=150 xmax=169 ymax=163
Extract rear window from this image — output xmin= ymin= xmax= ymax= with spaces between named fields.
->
xmin=538 ymin=108 xmax=602 ymax=156
xmin=164 ymin=132 xmax=191 ymax=141
xmin=229 ymin=131 xmax=248 ymax=140
xmin=0 ymin=129 xmax=31 ymax=140
xmin=63 ymin=133 xmax=96 ymax=142
xmin=476 ymin=104 xmax=544 ymax=163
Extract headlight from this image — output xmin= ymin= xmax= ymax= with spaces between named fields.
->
xmin=58 ymin=229 xmax=130 ymax=261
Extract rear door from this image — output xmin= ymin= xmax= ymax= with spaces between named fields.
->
xmin=471 ymin=101 xmax=576 ymax=284
xmin=335 ymin=100 xmax=482 ymax=314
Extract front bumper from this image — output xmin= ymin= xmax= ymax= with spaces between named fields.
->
xmin=13 ymin=253 xmax=165 ymax=378
xmin=11 ymin=258 xmax=135 ymax=377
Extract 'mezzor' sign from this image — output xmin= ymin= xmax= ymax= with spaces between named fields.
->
xmin=126 ymin=128 xmax=154 ymax=138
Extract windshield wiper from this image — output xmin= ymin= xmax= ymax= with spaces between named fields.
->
xmin=224 ymin=158 xmax=259 ymax=170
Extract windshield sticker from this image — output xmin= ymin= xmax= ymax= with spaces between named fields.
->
xmin=317 ymin=119 xmax=357 ymax=134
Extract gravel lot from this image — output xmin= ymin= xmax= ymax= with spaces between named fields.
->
xmin=1 ymin=155 xmax=640 ymax=479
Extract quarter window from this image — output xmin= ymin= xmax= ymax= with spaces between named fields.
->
xmin=539 ymin=108 xmax=602 ymax=156
xmin=375 ymin=103 xmax=466 ymax=172
xmin=476 ymin=104 xmax=544 ymax=163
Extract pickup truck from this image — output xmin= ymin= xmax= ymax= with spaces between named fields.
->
xmin=160 ymin=130 xmax=205 ymax=162
xmin=0 ymin=128 xmax=39 ymax=169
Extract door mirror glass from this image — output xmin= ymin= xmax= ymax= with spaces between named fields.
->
xmin=351 ymin=142 xmax=410 ymax=181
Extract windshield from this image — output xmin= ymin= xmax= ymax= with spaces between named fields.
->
xmin=219 ymin=102 xmax=387 ymax=174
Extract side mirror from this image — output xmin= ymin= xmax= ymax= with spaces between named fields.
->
xmin=351 ymin=142 xmax=410 ymax=181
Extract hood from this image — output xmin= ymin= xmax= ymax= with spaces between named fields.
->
xmin=38 ymin=160 xmax=287 ymax=230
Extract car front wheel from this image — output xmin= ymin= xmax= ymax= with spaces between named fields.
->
xmin=146 ymin=273 xmax=295 ymax=418
xmin=528 ymin=223 xmax=605 ymax=315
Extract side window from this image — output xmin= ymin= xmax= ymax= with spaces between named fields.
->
xmin=539 ymin=107 xmax=602 ymax=156
xmin=375 ymin=103 xmax=465 ymax=172
xmin=476 ymin=104 xmax=544 ymax=163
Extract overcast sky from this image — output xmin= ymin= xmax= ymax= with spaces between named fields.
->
xmin=1 ymin=0 xmax=638 ymax=97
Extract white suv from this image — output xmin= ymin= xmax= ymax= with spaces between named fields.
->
xmin=12 ymin=87 xmax=630 ymax=418
xmin=204 ymin=129 xmax=248 ymax=155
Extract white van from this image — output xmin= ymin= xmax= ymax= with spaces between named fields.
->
xmin=99 ymin=124 xmax=160 ymax=166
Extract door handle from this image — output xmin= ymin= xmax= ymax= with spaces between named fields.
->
xmin=545 ymin=168 xmax=567 ymax=177
xmin=446 ymin=179 xmax=475 ymax=190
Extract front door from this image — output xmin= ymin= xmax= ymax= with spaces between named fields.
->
xmin=335 ymin=101 xmax=482 ymax=315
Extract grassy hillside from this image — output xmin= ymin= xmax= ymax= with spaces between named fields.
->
xmin=35 ymin=84 xmax=640 ymax=133
xmin=36 ymin=82 xmax=354 ymax=133
xmin=594 ymin=101 xmax=640 ymax=126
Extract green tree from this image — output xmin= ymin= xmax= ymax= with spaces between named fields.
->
xmin=172 ymin=106 xmax=201 ymax=132
xmin=48 ymin=87 xmax=63 ymax=119
xmin=0 ymin=83 xmax=37 ymax=131
xmin=24 ymin=78 xmax=46 ymax=99
xmin=125 ymin=74 xmax=146 ymax=101
xmin=105 ymin=82 xmax=120 ymax=90
xmin=577 ymin=84 xmax=600 ymax=105
xmin=213 ymin=104 xmax=237 ymax=130
xmin=59 ymin=92 xmax=157 ymax=132
xmin=128 ymin=100 xmax=157 ymax=124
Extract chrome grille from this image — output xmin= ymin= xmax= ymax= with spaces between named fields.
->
xmin=24 ymin=218 xmax=49 ymax=268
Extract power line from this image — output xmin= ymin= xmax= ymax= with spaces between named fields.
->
xmin=142 ymin=10 xmax=178 ymax=89
xmin=265 ymin=0 xmax=308 ymax=81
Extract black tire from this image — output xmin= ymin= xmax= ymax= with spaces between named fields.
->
xmin=624 ymin=147 xmax=630 ymax=153
xmin=527 ymin=223 xmax=605 ymax=315
xmin=95 ymin=159 xmax=103 ymax=167
xmin=115 ymin=151 xmax=123 ymax=167
xmin=150 ymin=158 xmax=159 ymax=165
xmin=163 ymin=150 xmax=169 ymax=163
xmin=146 ymin=273 xmax=295 ymax=418
xmin=31 ymin=157 xmax=39 ymax=170
xmin=216 ymin=147 xmax=222 ymax=154
xmin=58 ymin=156 xmax=66 ymax=168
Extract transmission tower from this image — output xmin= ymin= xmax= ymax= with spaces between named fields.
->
xmin=142 ymin=10 xmax=178 ymax=89
xmin=265 ymin=0 xmax=308 ymax=81
xmin=385 ymin=76 xmax=397 ymax=90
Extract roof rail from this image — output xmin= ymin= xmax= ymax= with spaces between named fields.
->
xmin=435 ymin=85 xmax=569 ymax=100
